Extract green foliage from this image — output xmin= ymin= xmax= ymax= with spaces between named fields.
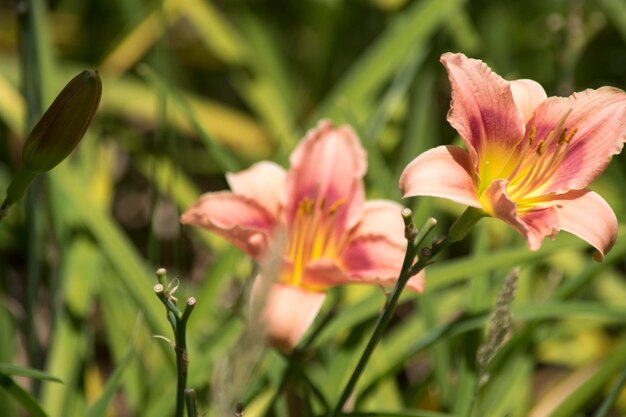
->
xmin=1 ymin=0 xmax=626 ymax=416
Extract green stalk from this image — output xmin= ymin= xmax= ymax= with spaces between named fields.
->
xmin=329 ymin=208 xmax=483 ymax=416
xmin=154 ymin=272 xmax=197 ymax=417
xmin=328 ymin=213 xmax=433 ymax=417
xmin=184 ymin=388 xmax=198 ymax=417
xmin=17 ymin=0 xmax=47 ymax=388
xmin=593 ymin=365 xmax=626 ymax=417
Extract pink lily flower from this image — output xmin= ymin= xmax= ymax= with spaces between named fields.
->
xmin=400 ymin=53 xmax=626 ymax=258
xmin=182 ymin=120 xmax=424 ymax=350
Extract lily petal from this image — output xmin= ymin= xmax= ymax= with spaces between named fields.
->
xmin=510 ymin=79 xmax=547 ymax=123
xmin=251 ymin=279 xmax=326 ymax=351
xmin=528 ymin=87 xmax=626 ymax=195
xmin=180 ymin=192 xmax=275 ymax=258
xmin=550 ymin=189 xmax=618 ymax=260
xmin=441 ymin=52 xmax=526 ymax=169
xmin=399 ymin=145 xmax=481 ymax=208
xmin=482 ymin=180 xmax=559 ymax=250
xmin=285 ymin=120 xmax=366 ymax=230
xmin=352 ymin=200 xmax=406 ymax=246
xmin=226 ymin=161 xmax=286 ymax=216
xmin=302 ymin=238 xmax=424 ymax=292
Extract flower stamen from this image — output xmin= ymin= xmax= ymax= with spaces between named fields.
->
xmin=506 ymin=110 xmax=573 ymax=203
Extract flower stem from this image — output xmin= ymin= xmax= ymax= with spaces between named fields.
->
xmin=154 ymin=272 xmax=197 ymax=417
xmin=185 ymin=388 xmax=199 ymax=417
xmin=328 ymin=211 xmax=436 ymax=417
xmin=328 ymin=207 xmax=482 ymax=416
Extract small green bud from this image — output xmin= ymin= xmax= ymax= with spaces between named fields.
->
xmin=22 ymin=70 xmax=102 ymax=172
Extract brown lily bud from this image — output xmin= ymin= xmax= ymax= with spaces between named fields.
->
xmin=1 ymin=70 xmax=102 ymax=218
xmin=22 ymin=69 xmax=102 ymax=172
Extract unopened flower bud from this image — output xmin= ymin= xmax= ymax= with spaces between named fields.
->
xmin=0 ymin=70 xmax=102 ymax=218
xmin=22 ymin=70 xmax=102 ymax=172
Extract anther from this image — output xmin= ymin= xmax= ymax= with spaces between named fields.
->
xmin=536 ymin=140 xmax=545 ymax=156
xmin=564 ymin=128 xmax=577 ymax=143
xmin=558 ymin=128 xmax=568 ymax=145
xmin=328 ymin=198 xmax=345 ymax=216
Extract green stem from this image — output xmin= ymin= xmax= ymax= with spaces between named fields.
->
xmin=329 ymin=208 xmax=483 ymax=416
xmin=184 ymin=388 xmax=198 ymax=417
xmin=1 ymin=169 xmax=38 ymax=216
xmin=175 ymin=298 xmax=195 ymax=417
xmin=17 ymin=0 xmax=48 ymax=394
xmin=154 ymin=280 xmax=196 ymax=417
xmin=593 ymin=365 xmax=626 ymax=417
xmin=328 ymin=215 xmax=435 ymax=417
xmin=446 ymin=207 xmax=485 ymax=245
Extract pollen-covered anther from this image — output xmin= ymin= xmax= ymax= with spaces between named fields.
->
xmin=528 ymin=126 xmax=536 ymax=144
xmin=560 ymin=127 xmax=577 ymax=144
xmin=536 ymin=140 xmax=545 ymax=155
xmin=328 ymin=198 xmax=345 ymax=216
xmin=298 ymin=198 xmax=313 ymax=216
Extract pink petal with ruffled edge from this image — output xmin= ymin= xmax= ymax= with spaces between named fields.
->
xmin=301 ymin=238 xmax=424 ymax=293
xmin=549 ymin=189 xmax=618 ymax=260
xmin=180 ymin=192 xmax=275 ymax=258
xmin=399 ymin=145 xmax=481 ymax=208
xmin=482 ymin=180 xmax=560 ymax=250
xmin=226 ymin=161 xmax=286 ymax=216
xmin=509 ymin=79 xmax=547 ymax=123
xmin=441 ymin=53 xmax=526 ymax=169
xmin=285 ymin=120 xmax=366 ymax=231
xmin=524 ymin=87 xmax=626 ymax=196
xmin=352 ymin=200 xmax=406 ymax=246
xmin=251 ymin=279 xmax=326 ymax=351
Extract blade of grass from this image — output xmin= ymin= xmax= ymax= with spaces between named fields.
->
xmin=99 ymin=6 xmax=169 ymax=77
xmin=41 ymin=238 xmax=103 ymax=416
xmin=0 ymin=365 xmax=61 ymax=383
xmin=86 ymin=343 xmax=135 ymax=417
xmin=235 ymin=11 xmax=299 ymax=152
xmin=454 ymin=223 xmax=491 ymax=417
xmin=0 ymin=61 xmax=273 ymax=159
xmin=0 ymin=72 xmax=24 ymax=134
xmin=138 ymin=65 xmax=241 ymax=172
xmin=358 ymin=300 xmax=626 ymax=398
xmin=135 ymin=155 xmax=225 ymax=251
xmin=313 ymin=0 xmax=465 ymax=122
xmin=174 ymin=0 xmax=248 ymax=65
xmin=394 ymin=64 xmax=439 ymax=181
xmin=49 ymin=163 xmax=171 ymax=342
xmin=445 ymin=8 xmax=482 ymax=54
xmin=17 ymin=0 xmax=56 ymax=390
xmin=359 ymin=48 xmax=428 ymax=198
xmin=316 ymin=234 xmax=602 ymax=349
xmin=0 ymin=374 xmax=49 ymax=417
xmin=364 ymin=47 xmax=427 ymax=145
xmin=529 ymin=339 xmax=626 ymax=417
xmin=476 ymin=353 xmax=531 ymax=417
xmin=593 ymin=364 xmax=626 ymax=417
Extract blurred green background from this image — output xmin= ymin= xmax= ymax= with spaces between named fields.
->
xmin=1 ymin=0 xmax=626 ymax=416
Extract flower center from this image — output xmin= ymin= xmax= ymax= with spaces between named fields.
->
xmin=478 ymin=111 xmax=576 ymax=215
xmin=284 ymin=194 xmax=346 ymax=286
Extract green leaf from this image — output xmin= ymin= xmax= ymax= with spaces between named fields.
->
xmin=0 ymin=374 xmax=50 ymax=417
xmin=314 ymin=0 xmax=465 ymax=122
xmin=86 ymin=344 xmax=135 ymax=417
xmin=0 ymin=364 xmax=62 ymax=383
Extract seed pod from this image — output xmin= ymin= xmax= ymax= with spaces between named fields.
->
xmin=22 ymin=69 xmax=102 ymax=172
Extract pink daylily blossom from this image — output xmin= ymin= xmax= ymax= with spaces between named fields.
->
xmin=182 ymin=120 xmax=423 ymax=350
xmin=400 ymin=52 xmax=626 ymax=258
